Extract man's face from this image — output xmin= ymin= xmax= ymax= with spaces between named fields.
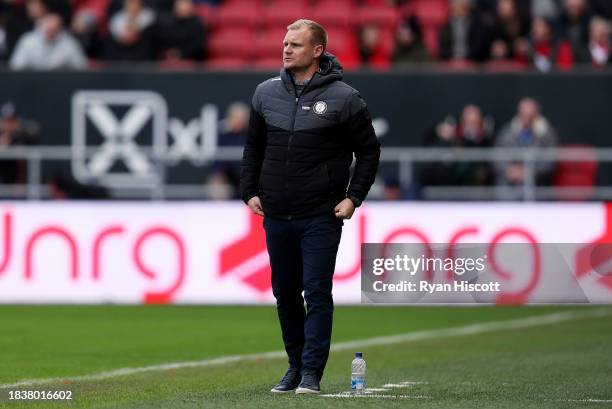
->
xmin=283 ymin=27 xmax=322 ymax=71
xmin=462 ymin=105 xmax=482 ymax=131
xmin=591 ymin=21 xmax=611 ymax=44
xmin=532 ymin=18 xmax=551 ymax=42
xmin=174 ymin=0 xmax=193 ymax=18
xmin=518 ymin=99 xmax=539 ymax=128
xmin=566 ymin=0 xmax=586 ymax=18
xmin=42 ymin=14 xmax=62 ymax=41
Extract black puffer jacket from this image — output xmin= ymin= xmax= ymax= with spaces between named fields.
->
xmin=240 ymin=53 xmax=381 ymax=219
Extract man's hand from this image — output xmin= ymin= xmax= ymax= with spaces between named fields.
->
xmin=247 ymin=196 xmax=264 ymax=216
xmin=334 ymin=198 xmax=355 ymax=219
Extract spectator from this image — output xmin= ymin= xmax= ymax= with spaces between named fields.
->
xmin=10 ymin=13 xmax=87 ymax=69
xmin=559 ymin=0 xmax=591 ymax=51
xmin=358 ymin=24 xmax=392 ymax=69
xmin=218 ymin=102 xmax=248 ymax=147
xmin=208 ymin=102 xmax=249 ymax=197
xmin=438 ymin=0 xmax=489 ymax=62
xmin=392 ymin=15 xmax=430 ymax=64
xmin=41 ymin=0 xmax=71 ymax=27
xmin=0 ymin=0 xmax=61 ymax=62
xmin=488 ymin=0 xmax=530 ymax=60
xmin=204 ymin=172 xmax=233 ymax=200
xmin=476 ymin=0 xmax=531 ymax=19
xmin=495 ymin=98 xmax=557 ymax=190
xmin=156 ymin=0 xmax=206 ymax=61
xmin=107 ymin=0 xmax=172 ymax=20
xmin=420 ymin=104 xmax=494 ymax=189
xmin=457 ymin=104 xmax=494 ymax=148
xmin=457 ymin=104 xmax=495 ymax=187
xmin=22 ymin=0 xmax=70 ymax=27
xmin=71 ymin=9 xmax=103 ymax=58
xmin=574 ymin=16 xmax=611 ymax=66
xmin=25 ymin=0 xmax=49 ymax=24
xmin=106 ymin=0 xmax=156 ymax=61
xmin=527 ymin=17 xmax=574 ymax=71
xmin=0 ymin=102 xmax=38 ymax=186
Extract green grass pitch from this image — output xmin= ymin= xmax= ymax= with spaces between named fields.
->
xmin=0 ymin=305 xmax=611 ymax=408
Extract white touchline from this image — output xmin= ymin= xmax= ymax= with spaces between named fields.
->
xmin=320 ymin=394 xmax=431 ymax=399
xmin=0 ymin=308 xmax=610 ymax=389
xmin=555 ymin=399 xmax=612 ymax=403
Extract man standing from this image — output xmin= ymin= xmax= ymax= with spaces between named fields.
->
xmin=240 ymin=19 xmax=380 ymax=394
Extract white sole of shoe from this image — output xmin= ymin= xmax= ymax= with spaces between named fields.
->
xmin=270 ymin=388 xmax=295 ymax=393
xmin=295 ymin=387 xmax=320 ymax=394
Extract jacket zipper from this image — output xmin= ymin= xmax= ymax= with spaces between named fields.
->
xmin=285 ymin=73 xmax=316 ymax=219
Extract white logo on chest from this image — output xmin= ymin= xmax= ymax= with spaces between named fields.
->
xmin=313 ymin=101 xmax=328 ymax=115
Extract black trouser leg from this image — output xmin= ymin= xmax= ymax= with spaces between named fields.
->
xmin=264 ymin=216 xmax=305 ymax=369
xmin=299 ymin=213 xmax=343 ymax=379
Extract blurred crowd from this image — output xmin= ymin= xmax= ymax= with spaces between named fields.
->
xmin=433 ymin=0 xmax=611 ymax=70
xmin=0 ymin=0 xmax=610 ymax=70
xmin=2 ymin=95 xmax=591 ymax=201
xmin=415 ymin=97 xmax=567 ymax=201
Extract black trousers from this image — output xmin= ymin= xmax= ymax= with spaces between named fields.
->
xmin=263 ymin=211 xmax=343 ymax=379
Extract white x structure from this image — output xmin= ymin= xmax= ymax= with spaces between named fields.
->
xmin=167 ymin=118 xmax=201 ymax=163
xmin=86 ymin=102 xmax=154 ymax=176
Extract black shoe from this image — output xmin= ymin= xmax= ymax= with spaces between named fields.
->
xmin=295 ymin=371 xmax=320 ymax=394
xmin=270 ymin=367 xmax=301 ymax=393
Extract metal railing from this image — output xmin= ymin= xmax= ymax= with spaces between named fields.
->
xmin=0 ymin=146 xmax=607 ymax=201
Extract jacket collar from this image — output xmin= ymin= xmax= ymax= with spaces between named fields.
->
xmin=280 ymin=52 xmax=344 ymax=97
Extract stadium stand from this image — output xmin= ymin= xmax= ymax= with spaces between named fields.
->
xmin=1 ymin=0 xmax=610 ymax=70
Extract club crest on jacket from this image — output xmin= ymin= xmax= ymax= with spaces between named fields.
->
xmin=313 ymin=101 xmax=327 ymax=115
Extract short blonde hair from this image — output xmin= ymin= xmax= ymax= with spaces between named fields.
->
xmin=287 ymin=19 xmax=327 ymax=52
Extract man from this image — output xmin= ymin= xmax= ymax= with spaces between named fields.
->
xmin=9 ymin=13 xmax=87 ymax=70
xmin=156 ymin=0 xmax=206 ymax=61
xmin=240 ymin=19 xmax=380 ymax=394
xmin=0 ymin=102 xmax=38 ymax=185
xmin=495 ymin=97 xmax=557 ymax=199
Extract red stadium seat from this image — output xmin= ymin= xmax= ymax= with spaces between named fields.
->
xmin=195 ymin=4 xmax=217 ymax=29
xmin=208 ymin=28 xmax=253 ymax=59
xmin=309 ymin=2 xmax=354 ymax=29
xmin=553 ymin=145 xmax=598 ymax=201
xmin=423 ymin=26 xmax=440 ymax=57
xmin=75 ymin=0 xmax=111 ymax=33
xmin=206 ymin=57 xmax=250 ymax=70
xmin=263 ymin=2 xmax=307 ymax=28
xmin=368 ymin=28 xmax=394 ymax=70
xmin=355 ymin=27 xmax=394 ymax=70
xmin=216 ymin=2 xmax=262 ymax=29
xmin=325 ymin=28 xmax=360 ymax=70
xmin=412 ymin=0 xmax=449 ymax=28
xmin=267 ymin=0 xmax=309 ymax=7
xmin=254 ymin=28 xmax=286 ymax=58
xmin=356 ymin=4 xmax=399 ymax=29
xmin=223 ymin=0 xmax=262 ymax=4
xmin=312 ymin=0 xmax=355 ymax=5
xmin=253 ymin=57 xmax=283 ymax=70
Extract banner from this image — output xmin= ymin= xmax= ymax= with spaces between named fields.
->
xmin=0 ymin=202 xmax=611 ymax=304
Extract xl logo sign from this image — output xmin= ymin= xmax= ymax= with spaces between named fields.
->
xmin=71 ymin=91 xmax=218 ymax=186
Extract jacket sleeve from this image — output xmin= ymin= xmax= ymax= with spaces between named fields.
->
xmin=240 ymin=87 xmax=267 ymax=204
xmin=345 ymin=91 xmax=381 ymax=204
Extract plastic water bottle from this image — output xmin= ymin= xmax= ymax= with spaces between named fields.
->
xmin=351 ymin=352 xmax=366 ymax=393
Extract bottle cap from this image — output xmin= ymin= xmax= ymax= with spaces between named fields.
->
xmin=355 ymin=352 xmax=362 ymax=358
